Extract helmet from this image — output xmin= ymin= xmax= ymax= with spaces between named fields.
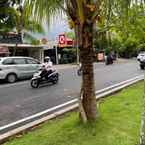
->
xmin=44 ymin=56 xmax=50 ymax=62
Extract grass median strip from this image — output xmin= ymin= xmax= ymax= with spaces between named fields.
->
xmin=4 ymin=82 xmax=144 ymax=145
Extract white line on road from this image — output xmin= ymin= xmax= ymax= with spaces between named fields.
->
xmin=0 ymin=99 xmax=77 ymax=131
xmin=0 ymin=75 xmax=143 ymax=132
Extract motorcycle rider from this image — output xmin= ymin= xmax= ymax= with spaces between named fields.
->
xmin=105 ymin=53 xmax=113 ymax=65
xmin=77 ymin=62 xmax=82 ymax=76
xmin=41 ymin=56 xmax=53 ymax=78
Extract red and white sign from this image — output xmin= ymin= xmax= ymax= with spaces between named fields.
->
xmin=59 ymin=34 xmax=66 ymax=45
xmin=58 ymin=34 xmax=74 ymax=47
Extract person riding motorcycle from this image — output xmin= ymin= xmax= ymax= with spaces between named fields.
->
xmin=105 ymin=53 xmax=113 ymax=65
xmin=31 ymin=57 xmax=59 ymax=88
xmin=40 ymin=56 xmax=53 ymax=78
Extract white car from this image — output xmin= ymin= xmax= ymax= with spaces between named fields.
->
xmin=137 ymin=52 xmax=145 ymax=61
xmin=0 ymin=57 xmax=41 ymax=83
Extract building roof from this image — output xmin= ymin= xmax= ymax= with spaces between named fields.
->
xmin=0 ymin=43 xmax=43 ymax=48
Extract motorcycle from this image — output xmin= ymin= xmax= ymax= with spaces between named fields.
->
xmin=105 ymin=54 xmax=113 ymax=65
xmin=77 ymin=63 xmax=82 ymax=76
xmin=30 ymin=69 xmax=59 ymax=88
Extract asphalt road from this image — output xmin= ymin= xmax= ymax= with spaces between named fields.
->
xmin=0 ymin=60 xmax=143 ymax=127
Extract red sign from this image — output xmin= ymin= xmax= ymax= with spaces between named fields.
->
xmin=66 ymin=39 xmax=73 ymax=46
xmin=59 ymin=34 xmax=66 ymax=45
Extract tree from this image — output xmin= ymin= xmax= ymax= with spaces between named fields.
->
xmin=25 ymin=0 xmax=144 ymax=122
xmin=65 ymin=31 xmax=75 ymax=39
xmin=26 ymin=0 xmax=102 ymax=122
xmin=14 ymin=1 xmax=45 ymax=44
xmin=0 ymin=0 xmax=18 ymax=32
xmin=110 ymin=4 xmax=145 ymax=57
xmin=0 ymin=0 xmax=44 ymax=44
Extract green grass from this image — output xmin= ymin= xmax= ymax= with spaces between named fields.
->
xmin=5 ymin=82 xmax=144 ymax=145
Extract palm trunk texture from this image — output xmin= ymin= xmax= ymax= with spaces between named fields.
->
xmin=79 ymin=21 xmax=97 ymax=121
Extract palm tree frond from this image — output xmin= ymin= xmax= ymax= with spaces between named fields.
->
xmin=25 ymin=0 xmax=65 ymax=26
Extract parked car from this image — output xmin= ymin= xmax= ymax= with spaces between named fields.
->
xmin=137 ymin=52 xmax=145 ymax=61
xmin=0 ymin=57 xmax=41 ymax=83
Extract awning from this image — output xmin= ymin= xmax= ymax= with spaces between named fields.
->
xmin=0 ymin=46 xmax=10 ymax=54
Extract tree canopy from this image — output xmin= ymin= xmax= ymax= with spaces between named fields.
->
xmin=0 ymin=0 xmax=18 ymax=32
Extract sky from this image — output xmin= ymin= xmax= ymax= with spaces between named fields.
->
xmin=36 ymin=16 xmax=70 ymax=41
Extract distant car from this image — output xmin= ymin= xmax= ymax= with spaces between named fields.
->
xmin=137 ymin=52 xmax=145 ymax=61
xmin=0 ymin=57 xmax=41 ymax=83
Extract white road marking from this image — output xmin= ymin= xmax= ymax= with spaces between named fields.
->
xmin=0 ymin=99 xmax=77 ymax=131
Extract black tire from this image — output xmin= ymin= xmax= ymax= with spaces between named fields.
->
xmin=31 ymin=79 xmax=39 ymax=88
xmin=77 ymin=69 xmax=82 ymax=76
xmin=52 ymin=74 xmax=59 ymax=84
xmin=140 ymin=65 xmax=144 ymax=70
xmin=6 ymin=73 xmax=17 ymax=83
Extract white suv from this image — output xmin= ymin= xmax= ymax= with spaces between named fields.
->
xmin=137 ymin=52 xmax=145 ymax=61
xmin=0 ymin=57 xmax=41 ymax=83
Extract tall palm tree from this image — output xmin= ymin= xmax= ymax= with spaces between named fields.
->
xmin=15 ymin=1 xmax=44 ymax=44
xmin=25 ymin=0 xmax=143 ymax=122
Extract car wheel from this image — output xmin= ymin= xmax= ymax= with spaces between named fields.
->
xmin=7 ymin=74 xmax=17 ymax=83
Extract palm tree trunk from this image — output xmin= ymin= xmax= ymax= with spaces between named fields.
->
xmin=79 ymin=21 xmax=97 ymax=121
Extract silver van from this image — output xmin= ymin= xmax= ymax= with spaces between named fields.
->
xmin=0 ymin=57 xmax=41 ymax=83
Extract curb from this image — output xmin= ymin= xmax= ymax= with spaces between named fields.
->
xmin=0 ymin=75 xmax=144 ymax=143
